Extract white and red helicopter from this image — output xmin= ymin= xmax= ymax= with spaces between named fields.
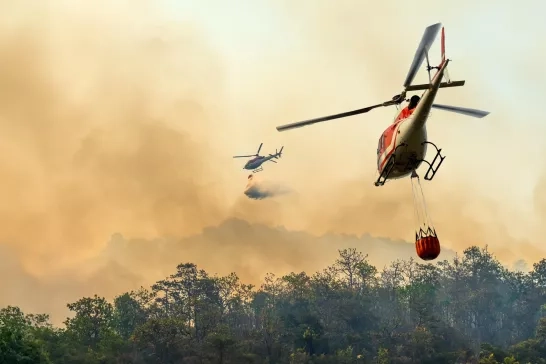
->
xmin=276 ymin=23 xmax=490 ymax=186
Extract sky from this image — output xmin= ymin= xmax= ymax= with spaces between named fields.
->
xmin=163 ymin=0 xmax=546 ymax=207
xmin=1 ymin=0 xmax=546 ymax=323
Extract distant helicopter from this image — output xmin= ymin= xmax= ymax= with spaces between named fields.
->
xmin=275 ymin=23 xmax=490 ymax=187
xmin=233 ymin=143 xmax=284 ymax=173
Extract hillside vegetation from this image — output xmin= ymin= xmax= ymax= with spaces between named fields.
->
xmin=1 ymin=246 xmax=545 ymax=363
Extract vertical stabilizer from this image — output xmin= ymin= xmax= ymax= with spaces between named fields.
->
xmin=440 ymin=27 xmax=446 ymax=65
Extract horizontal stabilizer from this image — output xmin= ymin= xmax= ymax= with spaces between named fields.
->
xmin=431 ymin=103 xmax=490 ymax=118
xmin=406 ymin=80 xmax=465 ymax=92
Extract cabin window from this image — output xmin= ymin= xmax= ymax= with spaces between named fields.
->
xmin=377 ymin=135 xmax=384 ymax=155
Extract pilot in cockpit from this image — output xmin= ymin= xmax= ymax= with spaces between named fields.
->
xmin=408 ymin=95 xmax=420 ymax=110
xmin=400 ymin=95 xmax=421 ymax=119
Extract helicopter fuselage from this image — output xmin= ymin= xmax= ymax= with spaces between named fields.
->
xmin=244 ymin=153 xmax=281 ymax=171
xmin=244 ymin=156 xmax=267 ymax=170
xmin=377 ymin=116 xmax=428 ymax=180
xmin=376 ymin=58 xmax=448 ymax=181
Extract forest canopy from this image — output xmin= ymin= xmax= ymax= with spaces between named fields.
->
xmin=1 ymin=246 xmax=546 ymax=363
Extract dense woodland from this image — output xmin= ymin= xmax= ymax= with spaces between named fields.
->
xmin=2 ymin=246 xmax=546 ymax=363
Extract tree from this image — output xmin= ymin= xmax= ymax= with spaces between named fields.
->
xmin=114 ymin=292 xmax=148 ymax=340
xmin=0 ymin=306 xmax=51 ymax=363
xmin=335 ymin=248 xmax=369 ymax=291
xmin=2 ymin=245 xmax=546 ymax=363
xmin=64 ymin=295 xmax=117 ymax=348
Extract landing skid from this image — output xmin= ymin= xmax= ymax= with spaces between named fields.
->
xmin=374 ymin=143 xmax=408 ymax=187
xmin=404 ymin=141 xmax=445 ymax=181
xmin=252 ymin=166 xmax=263 ymax=173
xmin=418 ymin=141 xmax=445 ymax=181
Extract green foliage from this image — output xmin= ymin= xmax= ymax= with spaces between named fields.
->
xmin=377 ymin=347 xmax=389 ymax=364
xmin=3 ymin=246 xmax=546 ymax=363
xmin=0 ymin=306 xmax=52 ymax=363
xmin=503 ymin=356 xmax=519 ymax=364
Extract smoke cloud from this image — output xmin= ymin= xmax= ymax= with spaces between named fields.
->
xmin=244 ymin=174 xmax=291 ymax=200
xmin=0 ymin=0 xmax=235 ymax=272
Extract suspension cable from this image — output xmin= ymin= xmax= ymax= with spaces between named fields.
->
xmin=410 ymin=173 xmax=424 ymax=236
xmin=416 ymin=176 xmax=434 ymax=230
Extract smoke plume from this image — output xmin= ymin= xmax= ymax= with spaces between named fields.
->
xmin=244 ymin=174 xmax=291 ymax=200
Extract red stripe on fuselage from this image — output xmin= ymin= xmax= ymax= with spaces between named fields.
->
xmin=378 ymin=107 xmax=416 ymax=173
xmin=378 ymin=130 xmax=397 ymax=172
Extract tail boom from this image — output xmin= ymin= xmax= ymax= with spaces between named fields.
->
xmin=269 ymin=147 xmax=284 ymax=160
xmin=410 ymin=58 xmax=450 ymax=130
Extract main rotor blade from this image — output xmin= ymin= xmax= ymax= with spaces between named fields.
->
xmin=256 ymin=143 xmax=263 ymax=155
xmin=233 ymin=155 xmax=255 ymax=158
xmin=431 ymin=104 xmax=490 ymax=118
xmin=403 ymin=23 xmax=442 ymax=88
xmin=276 ymin=102 xmax=391 ymax=132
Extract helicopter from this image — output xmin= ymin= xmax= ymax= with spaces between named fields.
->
xmin=275 ymin=23 xmax=490 ymax=186
xmin=233 ymin=143 xmax=284 ymax=173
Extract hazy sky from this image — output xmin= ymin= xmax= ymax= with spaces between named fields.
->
xmin=163 ymin=0 xmax=546 ymax=206
xmin=171 ymin=0 xmax=546 ymax=229
xmin=1 ymin=0 xmax=546 ymax=322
